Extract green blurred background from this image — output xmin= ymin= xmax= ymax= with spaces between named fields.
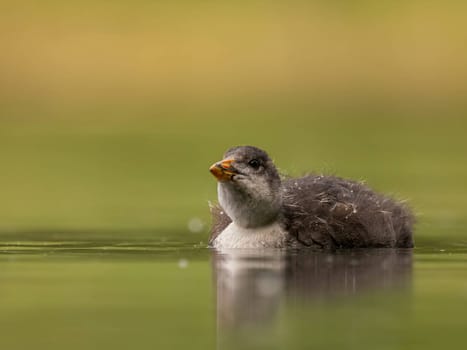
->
xmin=1 ymin=0 xmax=467 ymax=240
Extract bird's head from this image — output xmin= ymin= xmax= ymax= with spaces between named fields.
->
xmin=209 ymin=146 xmax=282 ymax=228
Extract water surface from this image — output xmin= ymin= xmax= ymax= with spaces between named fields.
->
xmin=1 ymin=231 xmax=466 ymax=350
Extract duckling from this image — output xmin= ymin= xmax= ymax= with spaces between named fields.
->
xmin=209 ymin=146 xmax=414 ymax=249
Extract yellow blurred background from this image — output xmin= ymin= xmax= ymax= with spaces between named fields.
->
xmin=2 ymin=1 xmax=466 ymax=108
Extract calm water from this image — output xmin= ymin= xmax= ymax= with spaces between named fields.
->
xmin=1 ymin=231 xmax=467 ymax=350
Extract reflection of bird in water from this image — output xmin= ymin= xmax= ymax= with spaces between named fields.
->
xmin=209 ymin=146 xmax=414 ymax=249
xmin=213 ymin=250 xmax=287 ymax=329
xmin=212 ymin=249 xmax=412 ymax=330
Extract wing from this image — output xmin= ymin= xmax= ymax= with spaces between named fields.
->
xmin=208 ymin=202 xmax=232 ymax=245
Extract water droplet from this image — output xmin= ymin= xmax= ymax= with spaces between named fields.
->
xmin=178 ymin=259 xmax=189 ymax=269
xmin=187 ymin=217 xmax=205 ymax=233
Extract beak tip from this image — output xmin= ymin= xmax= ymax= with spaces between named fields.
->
xmin=209 ymin=163 xmax=222 ymax=180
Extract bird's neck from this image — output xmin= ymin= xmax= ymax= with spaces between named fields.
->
xmin=218 ymin=183 xmax=282 ymax=228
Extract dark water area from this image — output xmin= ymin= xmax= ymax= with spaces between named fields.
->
xmin=1 ymin=231 xmax=467 ymax=350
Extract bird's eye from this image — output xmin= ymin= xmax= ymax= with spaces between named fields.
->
xmin=248 ymin=159 xmax=261 ymax=169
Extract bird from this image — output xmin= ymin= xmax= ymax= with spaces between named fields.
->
xmin=208 ymin=145 xmax=414 ymax=249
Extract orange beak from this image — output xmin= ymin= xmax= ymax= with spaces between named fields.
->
xmin=209 ymin=158 xmax=236 ymax=182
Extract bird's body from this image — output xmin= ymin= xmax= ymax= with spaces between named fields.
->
xmin=209 ymin=146 xmax=414 ymax=249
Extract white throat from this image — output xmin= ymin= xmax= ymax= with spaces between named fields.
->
xmin=218 ymin=182 xmax=281 ymax=228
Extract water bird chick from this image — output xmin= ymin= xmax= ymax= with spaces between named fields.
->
xmin=209 ymin=146 xmax=414 ymax=249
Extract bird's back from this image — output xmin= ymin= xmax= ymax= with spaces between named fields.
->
xmin=281 ymin=174 xmax=414 ymax=248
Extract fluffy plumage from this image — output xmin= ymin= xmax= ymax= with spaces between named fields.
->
xmin=209 ymin=146 xmax=414 ymax=249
